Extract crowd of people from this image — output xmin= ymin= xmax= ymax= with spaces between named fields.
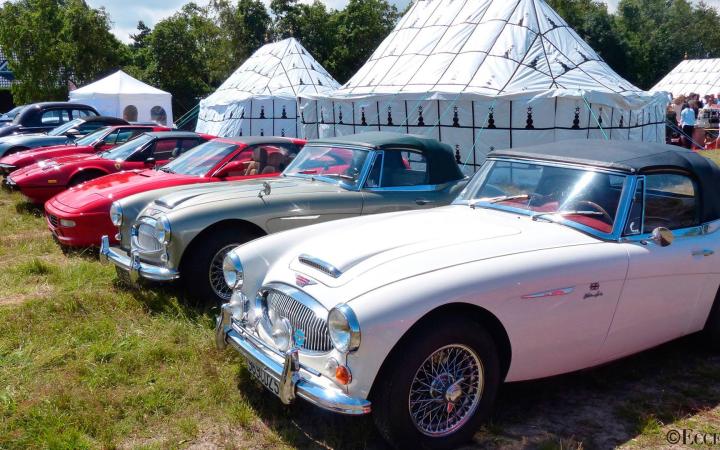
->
xmin=667 ymin=93 xmax=720 ymax=149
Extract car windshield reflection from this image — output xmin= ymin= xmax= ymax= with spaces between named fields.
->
xmin=75 ymin=127 xmax=111 ymax=146
xmin=100 ymin=134 xmax=153 ymax=161
xmin=283 ymin=145 xmax=370 ymax=190
xmin=457 ymin=160 xmax=627 ymax=234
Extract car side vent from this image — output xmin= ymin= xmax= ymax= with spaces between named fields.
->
xmin=298 ymin=254 xmax=342 ymax=278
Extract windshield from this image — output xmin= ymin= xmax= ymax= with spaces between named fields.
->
xmin=48 ymin=118 xmax=83 ymax=136
xmin=100 ymin=133 xmax=153 ymax=161
xmin=162 ymin=141 xmax=238 ymax=176
xmin=75 ymin=127 xmax=110 ymax=146
xmin=284 ymin=145 xmax=370 ymax=189
xmin=2 ymin=106 xmax=24 ymax=119
xmin=457 ymin=160 xmax=627 ymax=234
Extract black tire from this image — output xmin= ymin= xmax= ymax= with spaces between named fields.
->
xmin=371 ymin=316 xmax=500 ymax=450
xmin=181 ymin=227 xmax=260 ymax=306
xmin=69 ymin=171 xmax=102 ymax=187
xmin=703 ymin=290 xmax=720 ymax=350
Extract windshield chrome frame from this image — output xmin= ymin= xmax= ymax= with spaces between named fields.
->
xmin=283 ymin=144 xmax=375 ymax=191
xmin=458 ymin=157 xmax=636 ymax=241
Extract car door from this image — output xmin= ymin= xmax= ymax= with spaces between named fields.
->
xmin=360 ymin=149 xmax=450 ymax=214
xmin=601 ymin=173 xmax=719 ymax=360
xmin=148 ymin=138 xmax=180 ymax=166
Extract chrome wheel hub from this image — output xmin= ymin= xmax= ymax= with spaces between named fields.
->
xmin=408 ymin=344 xmax=483 ymax=437
xmin=209 ymin=244 xmax=241 ymax=301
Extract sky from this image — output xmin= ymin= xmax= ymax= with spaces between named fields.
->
xmin=3 ymin=0 xmax=720 ymax=43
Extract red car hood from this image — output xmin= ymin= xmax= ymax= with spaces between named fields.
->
xmin=0 ymin=144 xmax=95 ymax=166
xmin=54 ymin=169 xmax=206 ymax=212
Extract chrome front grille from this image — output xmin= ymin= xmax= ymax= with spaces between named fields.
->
xmin=47 ymin=214 xmax=59 ymax=228
xmin=133 ymin=219 xmax=162 ymax=252
xmin=265 ymin=288 xmax=332 ymax=353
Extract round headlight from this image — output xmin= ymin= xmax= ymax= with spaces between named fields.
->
xmin=328 ymin=304 xmax=361 ymax=353
xmin=154 ymin=215 xmax=171 ymax=245
xmin=222 ymin=252 xmax=244 ymax=290
xmin=109 ymin=202 xmax=123 ymax=227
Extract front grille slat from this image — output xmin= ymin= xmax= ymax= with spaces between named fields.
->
xmin=135 ymin=220 xmax=162 ymax=252
xmin=265 ymin=289 xmax=332 ymax=353
xmin=47 ymin=214 xmax=59 ymax=228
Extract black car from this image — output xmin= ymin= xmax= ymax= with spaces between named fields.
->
xmin=0 ymin=102 xmax=99 ymax=138
xmin=0 ymin=105 xmax=26 ymax=125
xmin=0 ymin=116 xmax=129 ymax=157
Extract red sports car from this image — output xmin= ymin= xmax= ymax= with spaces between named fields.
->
xmin=45 ymin=136 xmax=305 ymax=247
xmin=0 ymin=124 xmax=170 ymax=175
xmin=6 ymin=131 xmax=214 ymax=204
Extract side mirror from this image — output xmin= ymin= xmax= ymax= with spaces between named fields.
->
xmin=64 ymin=128 xmax=80 ymax=137
xmin=650 ymin=227 xmax=674 ymax=247
xmin=144 ymin=157 xmax=156 ymax=167
xmin=214 ymin=160 xmax=246 ymax=178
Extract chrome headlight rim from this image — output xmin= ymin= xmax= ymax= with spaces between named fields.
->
xmin=109 ymin=202 xmax=123 ymax=227
xmin=222 ymin=251 xmax=244 ymax=290
xmin=154 ymin=215 xmax=172 ymax=245
xmin=328 ymin=304 xmax=361 ymax=353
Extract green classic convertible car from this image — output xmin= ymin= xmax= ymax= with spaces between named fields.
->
xmin=102 ymin=132 xmax=468 ymax=304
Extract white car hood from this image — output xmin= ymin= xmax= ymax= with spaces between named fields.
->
xmin=282 ymin=206 xmax=602 ymax=302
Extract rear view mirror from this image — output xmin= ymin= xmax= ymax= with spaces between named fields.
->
xmin=171 ymin=148 xmax=180 ymax=159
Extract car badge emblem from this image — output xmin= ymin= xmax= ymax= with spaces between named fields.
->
xmin=295 ymin=274 xmax=316 ymax=288
xmin=293 ymin=329 xmax=306 ymax=349
xmin=114 ymin=161 xmax=121 ymax=170
xmin=584 ymin=282 xmax=604 ymax=300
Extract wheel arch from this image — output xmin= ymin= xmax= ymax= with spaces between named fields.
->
xmin=178 ymin=218 xmax=266 ymax=272
xmin=368 ymin=302 xmax=512 ymax=399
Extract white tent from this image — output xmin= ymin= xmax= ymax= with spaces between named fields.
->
xmin=652 ymin=58 xmax=720 ymax=99
xmin=299 ymin=0 xmax=669 ymax=174
xmin=195 ymin=38 xmax=340 ymax=137
xmin=69 ymin=70 xmax=173 ymax=126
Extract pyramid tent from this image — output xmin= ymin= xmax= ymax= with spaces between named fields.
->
xmin=69 ymin=70 xmax=173 ymax=125
xmin=652 ymin=59 xmax=720 ymax=99
xmin=299 ymin=0 xmax=669 ymax=174
xmin=196 ymin=38 xmax=340 ymax=137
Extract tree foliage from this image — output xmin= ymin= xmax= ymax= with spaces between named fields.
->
xmin=0 ymin=0 xmax=126 ymax=103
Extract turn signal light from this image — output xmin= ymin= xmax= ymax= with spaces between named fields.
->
xmin=335 ymin=365 xmax=352 ymax=385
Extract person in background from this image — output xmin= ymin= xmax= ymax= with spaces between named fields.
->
xmin=680 ymin=101 xmax=696 ymax=149
xmin=666 ymin=104 xmax=678 ymax=144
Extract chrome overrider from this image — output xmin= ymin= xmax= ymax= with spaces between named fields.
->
xmin=215 ymin=294 xmax=372 ymax=415
xmin=100 ymin=235 xmax=180 ymax=282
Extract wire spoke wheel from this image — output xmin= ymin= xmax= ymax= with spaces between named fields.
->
xmin=208 ymin=244 xmax=240 ymax=301
xmin=408 ymin=344 xmax=484 ymax=437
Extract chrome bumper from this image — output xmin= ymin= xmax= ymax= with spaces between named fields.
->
xmin=215 ymin=303 xmax=371 ymax=415
xmin=100 ymin=235 xmax=179 ymax=282
xmin=0 ymin=163 xmax=16 ymax=175
xmin=2 ymin=176 xmax=17 ymax=191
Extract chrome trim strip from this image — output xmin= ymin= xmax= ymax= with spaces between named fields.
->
xmin=522 ymin=287 xmax=575 ymax=299
xmin=298 ymin=254 xmax=342 ymax=278
xmin=100 ymin=235 xmax=179 ymax=282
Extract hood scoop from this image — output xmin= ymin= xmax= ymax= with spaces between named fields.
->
xmin=298 ymin=254 xmax=343 ymax=278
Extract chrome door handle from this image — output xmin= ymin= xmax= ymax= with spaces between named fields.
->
xmin=415 ymin=199 xmax=435 ymax=206
xmin=692 ymin=249 xmax=715 ymax=257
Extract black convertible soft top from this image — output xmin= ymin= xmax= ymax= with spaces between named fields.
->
xmin=489 ymin=139 xmax=720 ymax=224
xmin=311 ymin=132 xmax=464 ymax=184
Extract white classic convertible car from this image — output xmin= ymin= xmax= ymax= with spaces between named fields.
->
xmin=215 ymin=140 xmax=720 ymax=448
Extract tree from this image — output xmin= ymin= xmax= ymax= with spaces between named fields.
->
xmin=295 ymin=1 xmax=339 ymax=69
xmin=212 ymin=0 xmax=271 ymax=70
xmin=145 ymin=3 xmax=226 ymax=115
xmin=0 ymin=0 xmax=125 ymax=103
xmin=327 ymin=0 xmax=400 ymax=83
xmin=270 ymin=0 xmax=302 ymax=40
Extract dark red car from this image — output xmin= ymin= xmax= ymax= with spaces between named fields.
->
xmin=6 ymin=131 xmax=214 ymax=204
xmin=45 ymin=136 xmax=305 ymax=247
xmin=0 ymin=124 xmax=170 ymax=175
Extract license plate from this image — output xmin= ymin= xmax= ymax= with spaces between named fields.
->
xmin=247 ymin=360 xmax=280 ymax=397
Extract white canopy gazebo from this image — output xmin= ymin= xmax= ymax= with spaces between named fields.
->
xmin=69 ymin=70 xmax=173 ymax=126
xmin=652 ymin=58 xmax=720 ymax=99
xmin=195 ymin=38 xmax=340 ymax=137
xmin=299 ymin=0 xmax=669 ymax=174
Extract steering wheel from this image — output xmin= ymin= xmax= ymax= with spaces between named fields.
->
xmin=566 ymin=200 xmax=613 ymax=224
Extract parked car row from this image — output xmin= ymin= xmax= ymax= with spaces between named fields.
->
xmin=2 ymin=117 xmax=720 ymax=448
